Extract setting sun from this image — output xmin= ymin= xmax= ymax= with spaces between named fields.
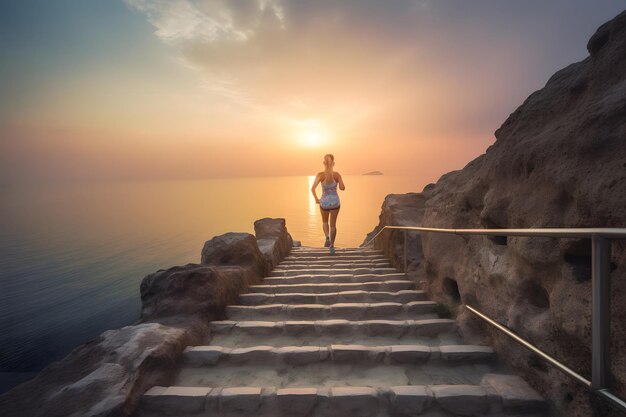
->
xmin=297 ymin=120 xmax=329 ymax=147
xmin=304 ymin=129 xmax=323 ymax=146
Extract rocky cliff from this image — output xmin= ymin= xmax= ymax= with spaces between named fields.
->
xmin=0 ymin=218 xmax=294 ymax=417
xmin=363 ymin=10 xmax=626 ymax=417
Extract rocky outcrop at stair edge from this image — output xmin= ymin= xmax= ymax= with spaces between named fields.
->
xmin=254 ymin=217 xmax=294 ymax=271
xmin=362 ymin=10 xmax=626 ymax=417
xmin=0 ymin=218 xmax=294 ymax=417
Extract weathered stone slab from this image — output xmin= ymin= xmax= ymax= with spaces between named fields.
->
xmin=412 ymin=319 xmax=456 ymax=336
xmin=182 ymin=346 xmax=229 ymax=365
xmin=142 ymin=386 xmax=211 ymax=414
xmin=330 ymin=387 xmax=379 ymax=417
xmin=285 ymin=304 xmax=327 ymax=318
xmin=405 ymin=300 xmax=437 ymax=314
xmin=283 ymin=320 xmax=314 ymax=335
xmin=315 ymin=292 xmax=339 ymax=303
xmin=229 ymin=346 xmax=276 ymax=364
xmin=226 ymin=304 xmax=283 ymax=318
xmin=368 ymin=302 xmax=403 ymax=317
xmin=481 ymin=373 xmax=546 ymax=411
xmin=314 ymin=319 xmax=352 ymax=334
xmin=330 ymin=344 xmax=385 ymax=362
xmin=235 ymin=321 xmax=280 ymax=335
xmin=369 ymin=290 xmax=426 ymax=303
xmin=439 ymin=345 xmax=495 ymax=361
xmin=335 ymin=290 xmax=369 ymax=302
xmin=380 ymin=280 xmax=414 ymax=291
xmin=328 ymin=303 xmax=367 ymax=319
xmin=276 ymin=346 xmax=327 ymax=365
xmin=210 ymin=320 xmax=237 ymax=334
xmin=365 ymin=320 xmax=408 ymax=337
xmin=276 ymin=293 xmax=317 ymax=304
xmin=431 ymin=384 xmax=489 ymax=415
xmin=238 ymin=293 xmax=272 ymax=305
xmin=388 ymin=345 xmax=431 ymax=364
xmin=276 ymin=388 xmax=319 ymax=415
xmin=219 ymin=387 xmax=264 ymax=412
xmin=389 ymin=385 xmax=432 ymax=414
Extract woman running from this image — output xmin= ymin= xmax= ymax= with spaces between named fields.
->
xmin=310 ymin=154 xmax=346 ymax=254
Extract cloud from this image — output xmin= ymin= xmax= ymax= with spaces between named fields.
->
xmin=124 ymin=0 xmax=613 ymax=142
xmin=124 ymin=0 xmax=430 ymax=130
xmin=124 ymin=0 xmax=284 ymax=44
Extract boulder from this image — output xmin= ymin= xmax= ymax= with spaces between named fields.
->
xmin=0 ymin=322 xmax=193 ymax=417
xmin=140 ymin=264 xmax=259 ymax=321
xmin=201 ymin=232 xmax=267 ymax=278
xmin=362 ymin=191 xmax=433 ymax=276
xmin=363 ymin=10 xmax=626 ymax=417
xmin=254 ymin=218 xmax=293 ymax=270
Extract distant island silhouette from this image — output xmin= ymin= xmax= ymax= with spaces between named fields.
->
xmin=363 ymin=171 xmax=383 ymax=175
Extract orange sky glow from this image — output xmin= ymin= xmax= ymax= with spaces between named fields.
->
xmin=1 ymin=1 xmax=622 ymax=185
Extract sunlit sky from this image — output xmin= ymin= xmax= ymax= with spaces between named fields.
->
xmin=1 ymin=1 xmax=624 ymax=185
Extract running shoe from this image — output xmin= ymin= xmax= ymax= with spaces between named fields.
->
xmin=324 ymin=236 xmax=331 ymax=247
xmin=329 ymin=244 xmax=335 ymax=255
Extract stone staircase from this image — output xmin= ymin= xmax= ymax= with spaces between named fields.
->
xmin=136 ymin=247 xmax=549 ymax=417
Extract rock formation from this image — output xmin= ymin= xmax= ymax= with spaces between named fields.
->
xmin=0 ymin=218 xmax=294 ymax=417
xmin=200 ymin=232 xmax=268 ymax=278
xmin=363 ymin=10 xmax=626 ymax=417
xmin=254 ymin=218 xmax=294 ymax=271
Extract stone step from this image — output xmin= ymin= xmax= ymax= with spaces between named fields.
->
xmin=282 ymin=255 xmax=388 ymax=262
xmin=181 ymin=344 xmax=495 ymax=366
xmin=237 ymin=290 xmax=429 ymax=305
xmin=262 ymin=273 xmax=405 ymax=285
xmin=291 ymin=247 xmax=383 ymax=254
xmin=248 ymin=280 xmax=414 ymax=294
xmin=210 ymin=318 xmax=456 ymax=338
xmin=285 ymin=250 xmax=386 ymax=256
xmin=274 ymin=261 xmax=393 ymax=269
xmin=140 ymin=376 xmax=546 ymax=416
xmin=226 ymin=301 xmax=438 ymax=320
xmin=174 ymin=361 xmax=499 ymax=390
xmin=269 ymin=268 xmax=399 ymax=277
xmin=207 ymin=331 xmax=464 ymax=348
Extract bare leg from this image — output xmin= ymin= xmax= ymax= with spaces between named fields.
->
xmin=329 ymin=207 xmax=340 ymax=245
xmin=320 ymin=207 xmax=330 ymax=240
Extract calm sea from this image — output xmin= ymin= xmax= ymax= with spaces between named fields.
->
xmin=0 ymin=175 xmax=426 ymax=393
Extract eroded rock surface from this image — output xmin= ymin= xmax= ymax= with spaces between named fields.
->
xmin=201 ymin=232 xmax=267 ymax=278
xmin=140 ymin=265 xmax=258 ymax=322
xmin=254 ymin=218 xmax=294 ymax=270
xmin=363 ymin=10 xmax=626 ymax=417
xmin=0 ymin=323 xmax=193 ymax=417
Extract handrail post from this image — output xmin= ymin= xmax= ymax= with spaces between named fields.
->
xmin=592 ymin=234 xmax=611 ymax=390
xmin=403 ymin=229 xmax=408 ymax=273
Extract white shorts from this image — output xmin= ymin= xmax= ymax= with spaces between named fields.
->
xmin=320 ymin=194 xmax=340 ymax=210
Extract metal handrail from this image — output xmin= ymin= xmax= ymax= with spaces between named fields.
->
xmin=363 ymin=226 xmax=626 ymax=247
xmin=363 ymin=225 xmax=626 ymax=412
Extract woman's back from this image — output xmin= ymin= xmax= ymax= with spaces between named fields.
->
xmin=313 ymin=153 xmax=342 ymax=253
xmin=321 ymin=173 xmax=338 ymax=195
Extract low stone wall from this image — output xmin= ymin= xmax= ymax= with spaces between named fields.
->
xmin=0 ymin=218 xmax=294 ymax=417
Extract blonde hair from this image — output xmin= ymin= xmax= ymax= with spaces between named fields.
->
xmin=323 ymin=154 xmax=334 ymax=166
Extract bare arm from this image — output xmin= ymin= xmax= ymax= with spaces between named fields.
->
xmin=311 ymin=173 xmax=322 ymax=203
xmin=336 ymin=172 xmax=346 ymax=191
